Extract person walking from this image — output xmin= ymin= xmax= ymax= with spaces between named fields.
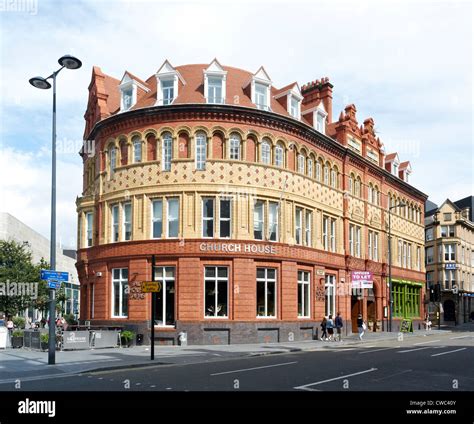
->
xmin=327 ymin=314 xmax=335 ymax=341
xmin=320 ymin=316 xmax=328 ymax=341
xmin=357 ymin=314 xmax=365 ymax=340
xmin=335 ymin=312 xmax=343 ymax=341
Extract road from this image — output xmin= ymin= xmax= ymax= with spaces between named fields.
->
xmin=1 ymin=331 xmax=473 ymax=391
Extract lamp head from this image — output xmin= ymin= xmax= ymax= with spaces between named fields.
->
xmin=58 ymin=54 xmax=82 ymax=70
xmin=29 ymin=76 xmax=51 ymax=90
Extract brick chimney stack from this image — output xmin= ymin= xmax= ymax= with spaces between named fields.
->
xmin=301 ymin=77 xmax=333 ymax=124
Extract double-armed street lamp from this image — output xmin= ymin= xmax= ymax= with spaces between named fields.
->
xmin=29 ymin=55 xmax=82 ymax=365
xmin=387 ymin=201 xmax=406 ymax=332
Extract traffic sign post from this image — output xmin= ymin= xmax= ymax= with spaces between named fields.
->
xmin=40 ymin=269 xmax=69 ymax=365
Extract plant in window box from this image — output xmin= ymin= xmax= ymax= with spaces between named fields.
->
xmin=120 ymin=330 xmax=135 ymax=347
xmin=11 ymin=329 xmax=24 ymax=348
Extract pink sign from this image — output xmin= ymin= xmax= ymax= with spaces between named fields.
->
xmin=351 ymin=271 xmax=373 ymax=289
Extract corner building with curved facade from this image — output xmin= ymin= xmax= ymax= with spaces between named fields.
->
xmin=77 ymin=59 xmax=427 ymax=344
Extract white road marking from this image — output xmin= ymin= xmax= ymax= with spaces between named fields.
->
xmin=332 ymin=348 xmax=357 ymax=352
xmin=373 ymin=369 xmax=412 ymax=381
xmin=294 ymin=368 xmax=378 ymax=391
xmin=450 ymin=335 xmax=473 ymax=340
xmin=431 ymin=348 xmax=467 ymax=357
xmin=413 ymin=340 xmax=440 ymax=345
xmin=211 ymin=361 xmax=298 ymax=376
xmin=397 ymin=347 xmax=431 ymax=353
xmin=359 ymin=347 xmax=396 ymax=355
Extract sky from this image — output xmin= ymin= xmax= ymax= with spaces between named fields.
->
xmin=0 ymin=0 xmax=472 ymax=249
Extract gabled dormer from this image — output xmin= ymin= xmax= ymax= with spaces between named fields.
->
xmin=119 ymin=71 xmax=150 ymax=112
xmin=399 ymin=161 xmax=412 ymax=182
xmin=274 ymin=83 xmax=303 ymax=120
xmin=245 ymin=66 xmax=272 ymax=111
xmin=385 ymin=152 xmax=400 ymax=176
xmin=301 ymin=101 xmax=328 ymax=134
xmin=203 ymin=59 xmax=227 ymax=104
xmin=155 ymin=60 xmax=185 ymax=106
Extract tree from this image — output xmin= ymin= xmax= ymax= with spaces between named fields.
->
xmin=0 ymin=240 xmax=45 ymax=316
xmin=0 ymin=240 xmax=64 ymax=317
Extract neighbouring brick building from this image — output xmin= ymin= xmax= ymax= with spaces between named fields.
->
xmin=425 ymin=196 xmax=474 ymax=324
xmin=76 ymin=59 xmax=427 ymax=345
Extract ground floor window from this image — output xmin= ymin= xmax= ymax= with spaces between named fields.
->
xmin=256 ymin=268 xmax=276 ymax=317
xmin=298 ymin=271 xmax=311 ymax=318
xmin=112 ymin=268 xmax=128 ymax=318
xmin=154 ymin=266 xmax=175 ymax=326
xmin=392 ymin=281 xmax=421 ymax=318
xmin=205 ymin=266 xmax=228 ymax=317
xmin=325 ymin=274 xmax=336 ymax=317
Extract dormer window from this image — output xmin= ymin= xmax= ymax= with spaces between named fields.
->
xmin=204 ymin=59 xmax=227 ymax=104
xmin=392 ymin=162 xmax=399 ymax=177
xmin=119 ymin=72 xmax=150 ymax=112
xmin=161 ymin=79 xmax=174 ymax=105
xmin=156 ymin=60 xmax=184 ymax=106
xmin=303 ymin=102 xmax=327 ymax=134
xmin=275 ymin=83 xmax=303 ymax=120
xmin=248 ymin=66 xmax=272 ymax=111
xmin=290 ymin=96 xmax=300 ymax=119
xmin=122 ymin=88 xmax=133 ymax=110
xmin=316 ymin=111 xmax=325 ymax=133
xmin=255 ymin=83 xmax=269 ymax=110
xmin=207 ymin=77 xmax=223 ymax=103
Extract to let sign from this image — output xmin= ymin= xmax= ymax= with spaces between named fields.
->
xmin=351 ymin=271 xmax=373 ymax=289
xmin=141 ymin=281 xmax=162 ymax=293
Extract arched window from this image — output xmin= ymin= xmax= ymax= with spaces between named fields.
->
xmin=355 ymin=177 xmax=361 ymax=197
xmin=298 ymin=154 xmax=305 ymax=174
xmin=368 ymin=183 xmax=373 ymax=203
xmin=162 ymin=132 xmax=172 ymax=171
xmin=132 ymin=135 xmax=142 ymax=163
xmin=323 ymin=162 xmax=330 ymax=185
xmin=229 ymin=133 xmax=241 ymax=160
xmin=195 ymin=131 xmax=207 ymax=170
xmin=275 ymin=144 xmax=284 ymax=167
xmin=261 ymin=139 xmax=271 ymax=164
xmin=307 ymin=157 xmax=313 ymax=178
xmin=316 ymin=159 xmax=322 ymax=181
xmin=330 ymin=166 xmax=338 ymax=188
xmin=109 ymin=146 xmax=117 ymax=179
xmin=373 ymin=186 xmax=379 ymax=205
xmin=348 ymin=173 xmax=354 ymax=195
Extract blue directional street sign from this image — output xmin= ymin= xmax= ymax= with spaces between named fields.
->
xmin=40 ymin=270 xmax=69 ymax=282
xmin=47 ymin=281 xmax=62 ymax=290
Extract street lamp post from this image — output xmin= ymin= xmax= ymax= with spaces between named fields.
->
xmin=29 ymin=55 xmax=82 ymax=365
xmin=388 ymin=202 xmax=406 ymax=332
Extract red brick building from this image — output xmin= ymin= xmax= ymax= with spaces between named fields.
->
xmin=76 ymin=59 xmax=427 ymax=344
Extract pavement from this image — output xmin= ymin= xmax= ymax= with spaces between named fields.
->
xmin=1 ymin=324 xmax=471 ymax=385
